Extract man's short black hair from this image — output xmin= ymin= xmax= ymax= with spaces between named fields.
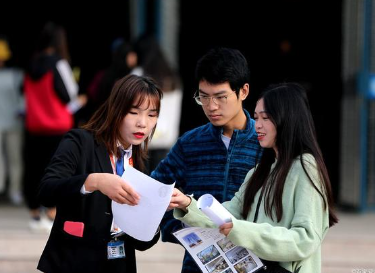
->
xmin=195 ymin=47 xmax=250 ymax=94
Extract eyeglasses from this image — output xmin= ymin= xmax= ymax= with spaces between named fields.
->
xmin=193 ymin=91 xmax=236 ymax=106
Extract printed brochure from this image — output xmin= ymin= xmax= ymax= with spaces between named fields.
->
xmin=173 ymin=194 xmax=265 ymax=273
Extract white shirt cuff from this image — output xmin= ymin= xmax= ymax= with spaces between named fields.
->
xmin=80 ymin=184 xmax=93 ymax=195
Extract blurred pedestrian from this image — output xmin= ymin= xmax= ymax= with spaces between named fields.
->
xmin=0 ymin=36 xmax=24 ymax=205
xmin=23 ymin=22 xmax=86 ymax=233
xmin=81 ymin=38 xmax=137 ymax=123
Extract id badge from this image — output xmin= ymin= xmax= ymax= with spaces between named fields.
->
xmin=107 ymin=240 xmax=125 ymax=259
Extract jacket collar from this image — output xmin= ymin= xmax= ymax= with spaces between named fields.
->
xmin=209 ymin=109 xmax=255 ymax=140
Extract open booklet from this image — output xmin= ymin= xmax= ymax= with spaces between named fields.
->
xmin=173 ymin=194 xmax=265 ymax=273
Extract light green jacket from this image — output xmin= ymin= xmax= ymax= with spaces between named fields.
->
xmin=174 ymin=154 xmax=329 ymax=273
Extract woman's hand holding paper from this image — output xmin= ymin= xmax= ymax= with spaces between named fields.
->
xmin=168 ymin=188 xmax=192 ymax=211
xmin=85 ymin=173 xmax=140 ymax=205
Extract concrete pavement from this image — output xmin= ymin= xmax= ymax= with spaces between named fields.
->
xmin=0 ymin=204 xmax=374 ymax=273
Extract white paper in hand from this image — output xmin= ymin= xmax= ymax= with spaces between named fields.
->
xmin=111 ymin=166 xmax=175 ymax=241
xmin=197 ymin=194 xmax=234 ymax=226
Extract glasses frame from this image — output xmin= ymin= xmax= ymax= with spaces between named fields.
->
xmin=193 ymin=91 xmax=237 ymax=106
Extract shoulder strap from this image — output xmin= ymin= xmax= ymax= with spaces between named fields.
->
xmin=253 ymin=187 xmax=264 ymax=223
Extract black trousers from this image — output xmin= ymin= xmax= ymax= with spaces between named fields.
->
xmin=23 ymin=131 xmax=63 ymax=210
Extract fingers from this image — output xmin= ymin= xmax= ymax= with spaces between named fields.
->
xmin=167 ymin=203 xmax=177 ymax=211
xmin=219 ymin=222 xmax=233 ymax=236
xmin=172 ymin=188 xmax=182 ymax=196
xmin=169 ymin=195 xmax=187 ymax=209
xmin=170 ymin=195 xmax=179 ymax=204
xmin=122 ymin=186 xmax=140 ymax=205
xmin=113 ymin=191 xmax=138 ymax=205
xmin=122 ymin=182 xmax=140 ymax=199
xmin=219 ymin=226 xmax=230 ymax=236
xmin=97 ymin=175 xmax=140 ymax=205
xmin=220 ymin=222 xmax=233 ymax=229
xmin=120 ymin=181 xmax=140 ymax=204
xmin=168 ymin=200 xmax=181 ymax=210
xmin=109 ymin=181 xmax=139 ymax=205
xmin=171 ymin=188 xmax=179 ymax=197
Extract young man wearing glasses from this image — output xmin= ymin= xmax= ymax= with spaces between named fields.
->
xmin=151 ymin=47 xmax=262 ymax=273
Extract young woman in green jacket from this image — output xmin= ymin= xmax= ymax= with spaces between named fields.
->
xmin=169 ymin=82 xmax=338 ymax=273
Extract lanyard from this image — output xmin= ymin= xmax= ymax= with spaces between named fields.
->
xmin=109 ymin=152 xmax=133 ymax=236
xmin=109 ymin=154 xmax=133 ymax=175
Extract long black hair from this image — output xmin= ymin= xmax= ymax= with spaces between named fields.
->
xmin=242 ymin=83 xmax=338 ymax=227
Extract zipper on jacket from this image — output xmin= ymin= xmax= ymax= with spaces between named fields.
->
xmin=223 ymin=130 xmax=238 ymax=200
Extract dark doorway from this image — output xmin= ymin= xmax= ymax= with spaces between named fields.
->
xmin=178 ymin=1 xmax=342 ymax=200
xmin=1 ymin=1 xmax=342 ymax=200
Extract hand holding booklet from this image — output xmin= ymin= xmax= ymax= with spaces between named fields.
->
xmin=173 ymin=194 xmax=265 ymax=273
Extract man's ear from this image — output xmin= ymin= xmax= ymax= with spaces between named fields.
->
xmin=240 ymin=84 xmax=249 ymax=101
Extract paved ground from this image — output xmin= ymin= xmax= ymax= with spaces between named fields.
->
xmin=0 ymin=204 xmax=374 ymax=273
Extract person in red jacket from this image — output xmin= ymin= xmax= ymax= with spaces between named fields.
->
xmin=23 ymin=22 xmax=86 ymax=232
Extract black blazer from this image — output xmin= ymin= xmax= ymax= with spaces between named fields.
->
xmin=37 ymin=129 xmax=159 ymax=273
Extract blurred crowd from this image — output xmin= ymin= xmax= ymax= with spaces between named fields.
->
xmin=0 ymin=22 xmax=182 ymax=233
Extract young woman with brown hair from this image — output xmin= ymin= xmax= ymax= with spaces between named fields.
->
xmin=37 ymin=74 xmax=163 ymax=273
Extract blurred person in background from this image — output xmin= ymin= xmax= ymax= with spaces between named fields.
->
xmin=0 ymin=36 xmax=24 ymax=205
xmin=23 ymin=22 xmax=86 ymax=233
xmin=132 ymin=34 xmax=182 ymax=173
xmin=79 ymin=38 xmax=138 ymax=124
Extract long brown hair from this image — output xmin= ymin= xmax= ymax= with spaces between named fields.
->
xmin=82 ymin=74 xmax=162 ymax=172
xmin=242 ymin=83 xmax=338 ymax=227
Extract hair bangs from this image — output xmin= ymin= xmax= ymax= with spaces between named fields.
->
xmin=133 ymin=85 xmax=161 ymax=116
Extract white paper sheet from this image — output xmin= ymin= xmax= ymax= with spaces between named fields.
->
xmin=111 ymin=166 xmax=175 ymax=241
xmin=197 ymin=194 xmax=234 ymax=226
